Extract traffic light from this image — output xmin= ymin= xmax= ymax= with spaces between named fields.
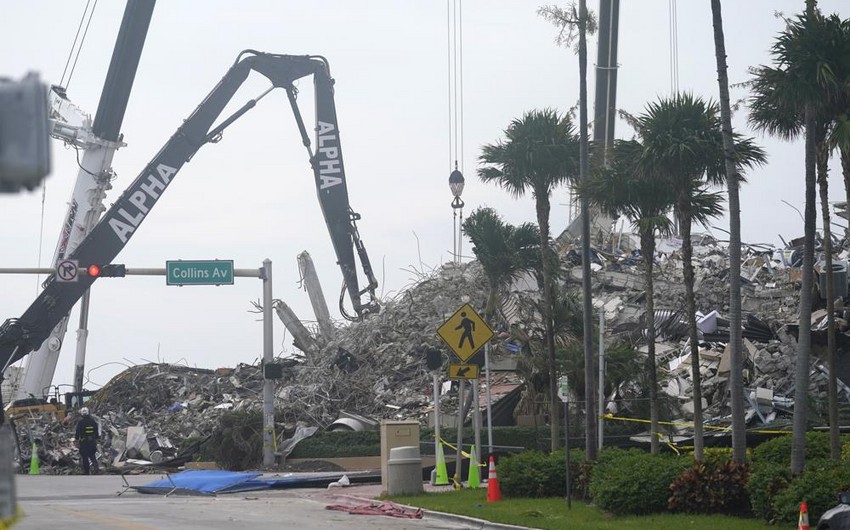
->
xmin=0 ymin=73 xmax=51 ymax=193
xmin=85 ymin=264 xmax=126 ymax=277
xmin=102 ymin=264 xmax=126 ymax=277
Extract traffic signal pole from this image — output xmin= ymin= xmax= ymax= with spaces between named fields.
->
xmin=72 ymin=291 xmax=91 ymax=394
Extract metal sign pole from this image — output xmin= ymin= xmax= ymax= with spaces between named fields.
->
xmin=558 ymin=375 xmax=571 ymax=509
xmin=484 ymin=342 xmax=494 ymax=455
xmin=433 ymin=371 xmax=440 ymax=464
xmin=262 ymin=259 xmax=275 ymax=468
xmin=472 ymin=378 xmax=481 ymax=468
xmin=598 ymin=309 xmax=605 ymax=451
xmin=565 ymin=398 xmax=571 ymax=509
xmin=455 ymin=379 xmax=464 ymax=485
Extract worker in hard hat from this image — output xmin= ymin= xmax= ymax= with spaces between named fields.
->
xmin=74 ymin=407 xmax=100 ymax=475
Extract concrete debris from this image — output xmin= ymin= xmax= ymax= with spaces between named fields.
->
xmin=13 ymin=262 xmax=496 ymax=474
xmin=14 ymin=228 xmax=850 ymax=468
xmin=566 ymin=230 xmax=850 ymax=437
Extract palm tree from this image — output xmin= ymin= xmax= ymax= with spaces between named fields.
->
xmin=577 ymin=138 xmax=676 ymax=454
xmin=479 ymin=109 xmax=580 ymax=451
xmin=538 ymin=1 xmax=599 ymax=459
xmin=629 ymin=94 xmax=766 ymax=461
xmin=818 ymin=15 xmax=850 ymax=462
xmin=710 ymin=0 xmax=747 ymax=464
xmin=462 ymin=207 xmax=541 ymax=321
xmin=748 ymin=5 xmax=848 ymax=470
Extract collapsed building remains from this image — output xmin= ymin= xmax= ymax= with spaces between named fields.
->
xmin=11 ymin=231 xmax=849 ymax=473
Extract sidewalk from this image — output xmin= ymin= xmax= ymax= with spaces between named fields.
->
xmin=301 ymin=481 xmax=532 ymax=530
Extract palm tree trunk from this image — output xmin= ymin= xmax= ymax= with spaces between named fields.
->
xmin=680 ymin=210 xmax=704 ymax=462
xmin=710 ymin=0 xmax=746 ymax=463
xmin=792 ymin=100 xmax=817 ymax=475
xmin=843 ymin=147 xmax=850 ymax=241
xmin=537 ymin=198 xmax=560 ymax=451
xmin=641 ymin=230 xmax=660 ymax=455
xmin=817 ymin=140 xmax=841 ymax=461
xmin=578 ymin=0 xmax=597 ymax=461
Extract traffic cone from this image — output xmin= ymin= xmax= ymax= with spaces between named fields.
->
xmin=798 ymin=500 xmax=810 ymax=530
xmin=486 ymin=455 xmax=501 ymax=503
xmin=29 ymin=441 xmax=40 ymax=475
xmin=467 ymin=445 xmax=480 ymax=488
xmin=434 ymin=443 xmax=449 ymax=486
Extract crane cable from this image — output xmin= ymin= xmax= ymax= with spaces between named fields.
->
xmin=668 ymin=0 xmax=679 ymax=94
xmin=447 ymin=0 xmax=464 ymax=264
xmin=60 ymin=0 xmax=99 ymax=90
xmin=36 ymin=1 xmax=99 ymax=291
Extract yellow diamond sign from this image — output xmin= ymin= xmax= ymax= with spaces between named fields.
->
xmin=448 ymin=363 xmax=480 ymax=380
xmin=437 ymin=303 xmax=494 ymax=362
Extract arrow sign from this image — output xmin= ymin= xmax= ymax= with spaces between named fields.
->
xmin=448 ymin=363 xmax=479 ymax=380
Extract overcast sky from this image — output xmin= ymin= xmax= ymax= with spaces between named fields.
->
xmin=1 ymin=0 xmax=847 ymax=392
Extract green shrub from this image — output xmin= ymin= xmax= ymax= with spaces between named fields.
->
xmin=700 ymin=446 xmax=752 ymax=465
xmin=747 ymin=462 xmax=792 ymax=521
xmin=589 ymin=452 xmax=689 ymax=515
xmin=573 ymin=459 xmax=595 ymax=501
xmin=668 ymin=460 xmax=750 ymax=515
xmin=751 ymin=432 xmax=832 ymax=468
xmin=842 ymin=440 xmax=850 ymax=461
xmin=498 ymin=449 xmax=586 ymax=498
xmin=499 ymin=450 xmax=562 ymax=497
xmin=595 ymin=446 xmax=647 ymax=465
xmin=208 ymin=410 xmax=264 ymax=470
xmin=772 ymin=463 xmax=850 ymax=525
xmin=288 ymin=430 xmax=380 ymax=458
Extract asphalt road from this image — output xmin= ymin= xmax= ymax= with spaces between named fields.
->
xmin=11 ymin=474 xmax=479 ymax=530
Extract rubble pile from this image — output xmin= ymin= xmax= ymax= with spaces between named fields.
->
xmin=12 ymin=262 xmax=489 ymax=474
xmin=13 ymin=231 xmax=850 ymax=472
xmin=575 ymin=233 xmax=848 ymax=433
xmin=272 ymin=261 xmax=488 ymax=425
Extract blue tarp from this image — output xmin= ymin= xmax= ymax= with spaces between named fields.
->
xmin=133 ymin=470 xmax=374 ymax=495
xmin=133 ymin=470 xmax=263 ymax=495
xmin=131 ymin=470 xmax=380 ymax=495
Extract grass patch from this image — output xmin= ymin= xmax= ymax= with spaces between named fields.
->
xmin=388 ymin=489 xmax=775 ymax=530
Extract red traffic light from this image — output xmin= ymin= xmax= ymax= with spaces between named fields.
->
xmin=85 ymin=264 xmax=125 ymax=277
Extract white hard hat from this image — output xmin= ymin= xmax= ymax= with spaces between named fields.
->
xmin=79 ymin=407 xmax=90 ymax=416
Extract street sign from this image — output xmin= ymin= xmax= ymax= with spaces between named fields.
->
xmin=166 ymin=260 xmax=234 ymax=286
xmin=56 ymin=259 xmax=78 ymax=282
xmin=436 ymin=303 xmax=494 ymax=362
xmin=558 ymin=376 xmax=569 ymax=403
xmin=448 ymin=363 xmax=479 ymax=380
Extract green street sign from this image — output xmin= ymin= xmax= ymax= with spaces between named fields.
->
xmin=166 ymin=260 xmax=234 ymax=286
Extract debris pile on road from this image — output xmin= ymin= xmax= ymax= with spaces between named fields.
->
xmin=12 ymin=262 xmax=490 ymax=474
xmin=11 ymin=231 xmax=850 ymax=472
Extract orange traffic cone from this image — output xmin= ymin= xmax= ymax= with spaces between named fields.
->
xmin=798 ymin=500 xmax=810 ymax=530
xmin=486 ymin=455 xmax=501 ymax=503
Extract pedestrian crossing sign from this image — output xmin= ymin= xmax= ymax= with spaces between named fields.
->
xmin=437 ymin=303 xmax=494 ymax=362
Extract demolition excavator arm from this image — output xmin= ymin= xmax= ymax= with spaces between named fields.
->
xmin=0 ymin=50 xmax=380 ymax=384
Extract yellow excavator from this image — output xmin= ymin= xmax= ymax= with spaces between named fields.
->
xmin=4 ymin=387 xmax=96 ymax=422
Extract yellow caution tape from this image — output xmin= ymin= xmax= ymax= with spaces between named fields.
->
xmin=602 ymin=413 xmax=792 ymax=435
xmin=438 ymin=437 xmax=486 ymax=466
